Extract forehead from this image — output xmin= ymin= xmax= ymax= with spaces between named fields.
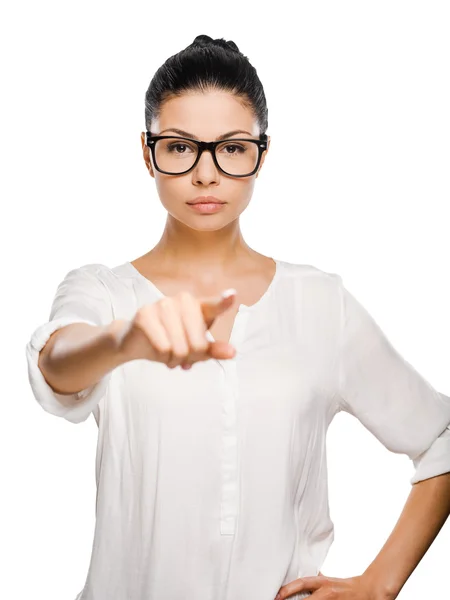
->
xmin=154 ymin=90 xmax=259 ymax=137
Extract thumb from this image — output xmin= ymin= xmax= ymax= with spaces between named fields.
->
xmin=200 ymin=288 xmax=237 ymax=330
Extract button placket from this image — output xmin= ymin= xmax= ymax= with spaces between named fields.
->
xmin=219 ymin=358 xmax=238 ymax=535
xmin=214 ymin=310 xmax=250 ymax=535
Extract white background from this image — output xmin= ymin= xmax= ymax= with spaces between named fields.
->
xmin=1 ymin=1 xmax=449 ymax=599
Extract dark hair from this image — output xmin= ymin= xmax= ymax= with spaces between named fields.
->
xmin=144 ymin=35 xmax=268 ymax=135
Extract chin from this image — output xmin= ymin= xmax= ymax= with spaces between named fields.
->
xmin=169 ymin=212 xmax=233 ymax=232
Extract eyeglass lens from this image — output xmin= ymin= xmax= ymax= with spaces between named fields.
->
xmin=153 ymin=138 xmax=259 ymax=175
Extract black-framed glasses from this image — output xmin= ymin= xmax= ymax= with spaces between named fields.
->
xmin=145 ymin=131 xmax=268 ymax=177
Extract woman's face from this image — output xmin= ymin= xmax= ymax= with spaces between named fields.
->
xmin=140 ymin=89 xmax=270 ymax=232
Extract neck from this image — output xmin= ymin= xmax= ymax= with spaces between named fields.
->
xmin=147 ymin=214 xmax=257 ymax=273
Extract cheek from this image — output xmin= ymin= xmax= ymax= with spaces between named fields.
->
xmin=153 ymin=175 xmax=182 ymax=205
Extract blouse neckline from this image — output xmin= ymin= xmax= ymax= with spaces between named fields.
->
xmin=125 ymin=258 xmax=282 ymax=314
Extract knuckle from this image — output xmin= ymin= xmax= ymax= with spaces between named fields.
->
xmin=178 ymin=290 xmax=193 ymax=302
xmin=135 ymin=303 xmax=154 ymax=322
xmin=191 ymin=339 xmax=209 ymax=353
xmin=158 ymin=298 xmax=171 ymax=310
xmin=154 ymin=342 xmax=172 ymax=355
xmin=171 ymin=348 xmax=189 ymax=361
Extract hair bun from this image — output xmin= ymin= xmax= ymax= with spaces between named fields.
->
xmin=192 ymin=34 xmax=240 ymax=54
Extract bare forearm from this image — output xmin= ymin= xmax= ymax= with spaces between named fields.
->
xmin=362 ymin=472 xmax=450 ymax=598
xmin=38 ymin=318 xmax=130 ymax=395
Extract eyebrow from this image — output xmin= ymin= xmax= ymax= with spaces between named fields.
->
xmin=158 ymin=128 xmax=253 ymax=141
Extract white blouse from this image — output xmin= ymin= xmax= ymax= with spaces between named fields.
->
xmin=25 ymin=259 xmax=450 ymax=600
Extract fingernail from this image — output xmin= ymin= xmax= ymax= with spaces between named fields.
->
xmin=221 ymin=288 xmax=237 ymax=299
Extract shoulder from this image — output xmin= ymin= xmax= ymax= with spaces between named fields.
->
xmin=64 ymin=261 xmax=132 ymax=285
xmin=272 ymin=260 xmax=342 ymax=318
xmin=64 ymin=261 xmax=143 ymax=321
xmin=69 ymin=262 xmax=110 ymax=276
xmin=56 ymin=262 xmax=135 ymax=303
xmin=277 ymin=258 xmax=342 ymax=290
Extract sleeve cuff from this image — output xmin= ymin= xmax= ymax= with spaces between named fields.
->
xmin=26 ymin=316 xmax=112 ymax=424
xmin=410 ymin=424 xmax=450 ymax=484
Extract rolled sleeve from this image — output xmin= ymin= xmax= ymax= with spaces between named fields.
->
xmin=25 ymin=264 xmax=114 ymax=424
xmin=335 ymin=275 xmax=450 ymax=484
xmin=410 ymin=417 xmax=450 ymax=484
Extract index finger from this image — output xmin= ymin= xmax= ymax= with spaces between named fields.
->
xmin=200 ymin=288 xmax=237 ymax=330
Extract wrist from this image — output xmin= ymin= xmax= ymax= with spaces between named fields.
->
xmin=105 ymin=318 xmax=134 ymax=365
xmin=359 ymin=569 xmax=399 ymax=600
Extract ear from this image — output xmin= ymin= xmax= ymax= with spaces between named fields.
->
xmin=141 ymin=132 xmax=155 ymax=178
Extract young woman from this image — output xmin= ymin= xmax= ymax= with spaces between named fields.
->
xmin=26 ymin=35 xmax=450 ymax=600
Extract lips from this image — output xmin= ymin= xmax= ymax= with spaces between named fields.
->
xmin=187 ymin=196 xmax=226 ymax=205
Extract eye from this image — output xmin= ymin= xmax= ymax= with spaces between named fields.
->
xmin=166 ymin=142 xmax=196 ymax=154
xmin=220 ymin=144 xmax=246 ymax=155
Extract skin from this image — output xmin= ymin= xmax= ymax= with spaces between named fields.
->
xmin=132 ymin=89 xmax=275 ymax=345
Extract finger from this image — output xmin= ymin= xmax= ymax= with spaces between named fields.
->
xmin=132 ymin=307 xmax=172 ymax=361
xmin=178 ymin=292 xmax=210 ymax=366
xmin=157 ymin=298 xmax=189 ymax=368
xmin=200 ymin=288 xmax=237 ymax=330
xmin=208 ymin=339 xmax=237 ymax=360
xmin=276 ymin=576 xmax=323 ymax=599
xmin=278 ymin=592 xmax=314 ymax=600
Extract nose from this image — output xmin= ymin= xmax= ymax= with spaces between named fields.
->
xmin=192 ymin=148 xmax=220 ymax=184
